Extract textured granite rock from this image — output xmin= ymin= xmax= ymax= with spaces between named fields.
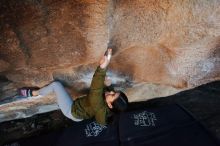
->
xmin=0 ymin=0 xmax=219 ymax=122
xmin=0 ymin=60 xmax=10 ymax=72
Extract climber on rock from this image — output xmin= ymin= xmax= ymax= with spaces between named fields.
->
xmin=18 ymin=48 xmax=128 ymax=125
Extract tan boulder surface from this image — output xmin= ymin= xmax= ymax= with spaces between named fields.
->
xmin=0 ymin=0 xmax=220 ymax=122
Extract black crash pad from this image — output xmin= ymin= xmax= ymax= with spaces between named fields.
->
xmin=16 ymin=119 xmax=119 ymax=146
xmin=56 ymin=119 xmax=119 ymax=146
xmin=119 ymin=104 xmax=219 ymax=146
xmin=5 ymin=104 xmax=219 ymax=146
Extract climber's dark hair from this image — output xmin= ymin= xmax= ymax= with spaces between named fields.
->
xmin=112 ymin=91 xmax=128 ymax=112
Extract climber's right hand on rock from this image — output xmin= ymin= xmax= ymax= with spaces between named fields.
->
xmin=99 ymin=48 xmax=112 ymax=69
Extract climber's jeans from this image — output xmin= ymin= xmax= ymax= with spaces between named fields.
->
xmin=39 ymin=81 xmax=83 ymax=122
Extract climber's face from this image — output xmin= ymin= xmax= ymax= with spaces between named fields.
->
xmin=105 ymin=91 xmax=120 ymax=109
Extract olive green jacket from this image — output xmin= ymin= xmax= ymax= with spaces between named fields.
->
xmin=71 ymin=67 xmax=110 ymax=125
